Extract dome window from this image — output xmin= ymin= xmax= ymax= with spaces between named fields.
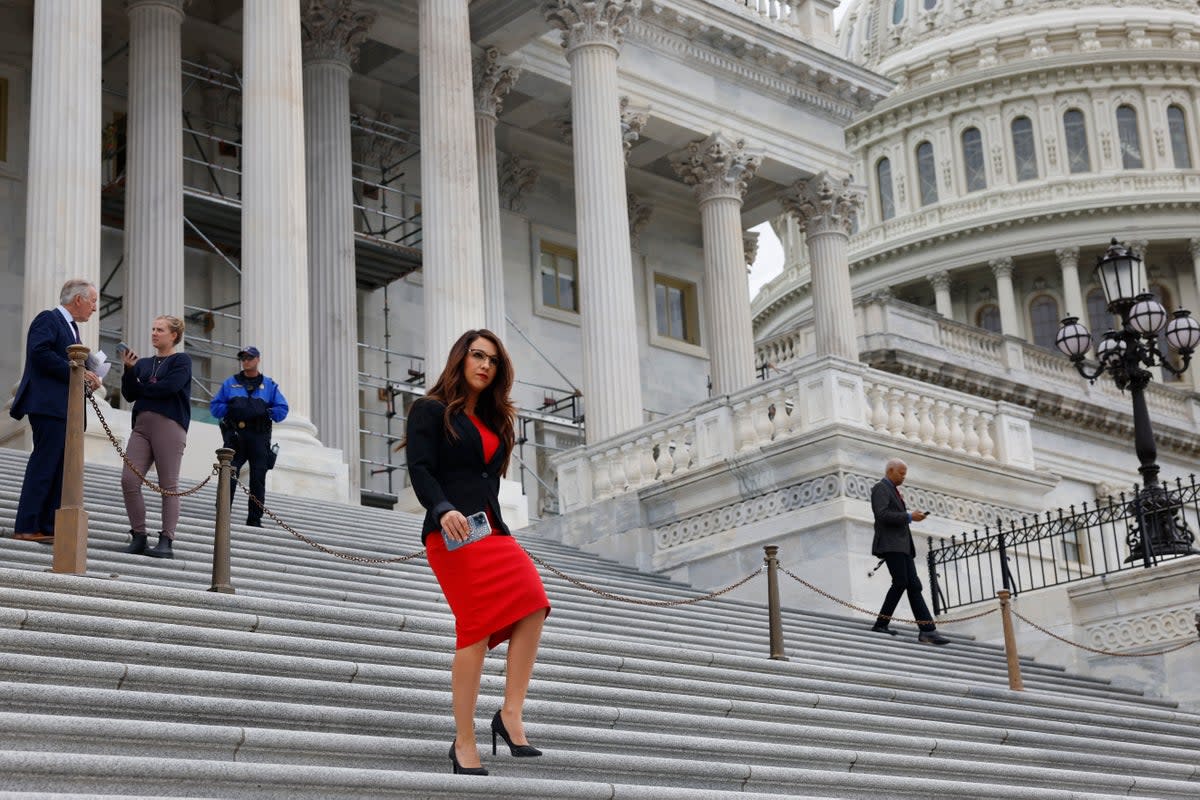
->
xmin=1167 ymin=105 xmax=1192 ymax=168
xmin=1063 ymin=109 xmax=1092 ymax=173
xmin=916 ymin=141 xmax=938 ymax=205
xmin=1116 ymin=106 xmax=1144 ymax=169
xmin=923 ymin=0 xmax=938 ymax=8
xmin=961 ymin=127 xmax=986 ymax=192
xmin=891 ymin=0 xmax=905 ymax=25
xmin=1030 ymin=295 xmax=1062 ymax=350
xmin=1010 ymin=116 xmax=1039 ymax=181
xmin=976 ymin=304 xmax=1001 ymax=334
xmin=876 ymin=157 xmax=896 ymax=221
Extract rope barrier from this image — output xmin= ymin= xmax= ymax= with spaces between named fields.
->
xmin=1010 ymin=607 xmax=1200 ymax=658
xmin=779 ymin=564 xmax=998 ymax=626
xmin=90 ymin=395 xmax=216 ymax=497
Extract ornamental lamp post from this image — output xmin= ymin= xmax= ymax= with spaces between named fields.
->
xmin=1054 ymin=239 xmax=1200 ymax=563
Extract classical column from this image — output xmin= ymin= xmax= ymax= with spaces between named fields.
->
xmin=990 ymin=257 xmax=1019 ymax=336
xmin=1055 ymin=246 xmax=1083 ymax=318
xmin=242 ymin=0 xmax=317 ymax=434
xmin=123 ymin=0 xmax=186 ymax=354
xmin=302 ymin=0 xmax=375 ymax=493
xmin=780 ymin=173 xmax=864 ymax=361
xmin=1190 ymin=239 xmax=1200 ymax=391
xmin=929 ymin=270 xmax=953 ymax=318
xmin=21 ymin=0 xmax=102 ymax=345
xmin=671 ymin=133 xmax=762 ymax=395
xmin=546 ymin=0 xmax=645 ymax=443
xmin=420 ymin=0 xmax=484 ymax=371
xmin=474 ymin=47 xmax=520 ymax=335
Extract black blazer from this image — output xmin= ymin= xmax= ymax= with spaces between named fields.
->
xmin=10 ymin=309 xmax=79 ymax=421
xmin=870 ymin=478 xmax=916 ymax=557
xmin=406 ymin=397 xmax=511 ymax=545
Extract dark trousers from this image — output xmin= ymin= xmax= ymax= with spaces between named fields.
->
xmin=875 ymin=552 xmax=936 ymax=632
xmin=229 ymin=430 xmax=272 ymax=524
xmin=15 ymin=414 xmax=67 ymax=535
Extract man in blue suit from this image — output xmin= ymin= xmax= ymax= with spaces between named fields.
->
xmin=9 ymin=279 xmax=101 ymax=543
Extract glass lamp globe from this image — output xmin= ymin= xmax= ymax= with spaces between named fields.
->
xmin=1127 ymin=293 xmax=1168 ymax=336
xmin=1096 ymin=333 xmax=1126 ymax=363
xmin=1094 ymin=239 xmax=1147 ymax=310
xmin=1165 ymin=309 xmax=1200 ymax=354
xmin=1055 ymin=316 xmax=1092 ymax=359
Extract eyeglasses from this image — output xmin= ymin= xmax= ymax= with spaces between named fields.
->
xmin=468 ymin=348 xmax=500 ymax=369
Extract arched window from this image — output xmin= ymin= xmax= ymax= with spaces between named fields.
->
xmin=916 ymin=141 xmax=938 ymax=205
xmin=961 ymin=127 xmax=986 ymax=192
xmin=876 ymin=157 xmax=896 ymax=221
xmin=1029 ymin=294 xmax=1061 ymax=350
xmin=1063 ymin=109 xmax=1091 ymax=173
xmin=976 ymin=304 xmax=1001 ymax=334
xmin=1167 ymin=105 xmax=1192 ymax=169
xmin=1011 ymin=117 xmax=1038 ymax=181
xmin=1116 ymin=105 xmax=1143 ymax=169
xmin=1086 ymin=288 xmax=1112 ymax=351
xmin=891 ymin=0 xmax=905 ymax=25
xmin=923 ymin=0 xmax=937 ymax=8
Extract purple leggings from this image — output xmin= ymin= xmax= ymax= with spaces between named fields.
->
xmin=121 ymin=411 xmax=187 ymax=539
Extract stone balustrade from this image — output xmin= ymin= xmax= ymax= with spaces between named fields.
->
xmin=552 ymin=356 xmax=1035 ymax=512
xmin=717 ymin=0 xmax=837 ymax=42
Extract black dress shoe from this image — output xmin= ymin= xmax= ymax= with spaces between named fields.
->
xmin=492 ymin=709 xmax=542 ymax=757
xmin=918 ymin=631 xmax=951 ymax=645
xmin=245 ymin=519 xmax=263 ymax=528
xmin=449 ymin=741 xmax=488 ymax=775
xmin=871 ymin=624 xmax=899 ymax=636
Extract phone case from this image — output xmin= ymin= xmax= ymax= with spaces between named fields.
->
xmin=444 ymin=511 xmax=493 ymax=551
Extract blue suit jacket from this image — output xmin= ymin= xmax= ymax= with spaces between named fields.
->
xmin=10 ymin=309 xmax=78 ymax=421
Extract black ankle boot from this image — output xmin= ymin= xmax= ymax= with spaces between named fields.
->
xmin=144 ymin=533 xmax=174 ymax=559
xmin=122 ymin=531 xmax=148 ymax=555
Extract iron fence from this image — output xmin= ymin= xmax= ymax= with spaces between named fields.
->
xmin=928 ymin=475 xmax=1200 ymax=614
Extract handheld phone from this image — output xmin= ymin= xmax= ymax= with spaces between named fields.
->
xmin=116 ymin=342 xmax=130 ymax=356
xmin=445 ymin=511 xmax=493 ymax=552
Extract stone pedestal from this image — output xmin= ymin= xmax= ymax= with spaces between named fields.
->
xmin=781 ymin=173 xmax=863 ymax=361
xmin=419 ymin=0 xmax=485 ymax=371
xmin=302 ymin=0 xmax=375 ymax=497
xmin=547 ymin=0 xmax=645 ymax=443
xmin=474 ymin=47 xmax=520 ymax=335
xmin=123 ymin=0 xmax=186 ymax=354
xmin=22 ymin=0 xmax=102 ymax=345
xmin=671 ymin=133 xmax=761 ymax=396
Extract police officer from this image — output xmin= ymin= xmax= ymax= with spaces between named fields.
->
xmin=210 ymin=346 xmax=288 ymax=527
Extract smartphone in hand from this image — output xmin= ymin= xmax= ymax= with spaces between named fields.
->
xmin=444 ymin=511 xmax=493 ymax=552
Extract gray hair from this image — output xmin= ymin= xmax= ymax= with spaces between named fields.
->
xmin=885 ymin=457 xmax=907 ymax=473
xmin=59 ymin=279 xmax=97 ymax=306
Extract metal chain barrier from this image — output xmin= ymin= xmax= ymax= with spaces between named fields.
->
xmin=779 ymin=565 xmax=998 ymax=626
xmin=88 ymin=394 xmax=216 ymax=497
xmin=523 ymin=546 xmax=764 ymax=606
xmin=1010 ymin=607 xmax=1200 ymax=658
xmin=236 ymin=479 xmax=428 ymax=564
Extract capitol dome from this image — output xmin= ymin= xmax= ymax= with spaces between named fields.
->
xmin=756 ymin=0 xmax=1200 ymax=388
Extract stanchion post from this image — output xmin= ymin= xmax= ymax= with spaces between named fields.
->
xmin=763 ymin=545 xmax=788 ymax=661
xmin=209 ymin=448 xmax=236 ymax=594
xmin=997 ymin=589 xmax=1024 ymax=691
xmin=52 ymin=344 xmax=91 ymax=575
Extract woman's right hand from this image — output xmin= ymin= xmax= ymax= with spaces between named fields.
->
xmin=440 ymin=510 xmax=469 ymax=542
xmin=121 ymin=349 xmax=138 ymax=368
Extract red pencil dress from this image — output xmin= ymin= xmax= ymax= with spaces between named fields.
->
xmin=425 ymin=415 xmax=550 ymax=649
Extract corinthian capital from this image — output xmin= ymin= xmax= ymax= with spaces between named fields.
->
xmin=670 ymin=133 xmax=762 ymax=204
xmin=474 ymin=47 xmax=521 ymax=118
xmin=779 ymin=172 xmax=864 ymax=237
xmin=301 ymin=0 xmax=376 ymax=67
xmin=545 ymin=0 xmax=642 ymax=53
xmin=620 ymin=96 xmax=649 ymax=159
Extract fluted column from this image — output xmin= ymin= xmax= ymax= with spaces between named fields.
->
xmin=781 ymin=173 xmax=864 ymax=361
xmin=1190 ymin=239 xmax=1200 ymax=391
xmin=419 ymin=0 xmax=484 ymax=370
xmin=22 ymin=0 xmax=102 ymax=346
xmin=929 ymin=270 xmax=953 ymax=318
xmin=242 ymin=0 xmax=316 ymax=433
xmin=1056 ymin=247 xmax=1083 ymax=318
xmin=546 ymin=1 xmax=644 ymax=443
xmin=990 ymin=257 xmax=1019 ymax=336
xmin=474 ymin=47 xmax=520 ymax=335
xmin=302 ymin=0 xmax=374 ymax=492
xmin=671 ymin=133 xmax=762 ymax=395
xmin=123 ymin=0 xmax=186 ymax=354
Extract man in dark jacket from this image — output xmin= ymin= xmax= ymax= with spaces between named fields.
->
xmin=209 ymin=346 xmax=288 ymax=527
xmin=870 ymin=458 xmax=949 ymax=645
xmin=9 ymin=279 xmax=100 ymax=544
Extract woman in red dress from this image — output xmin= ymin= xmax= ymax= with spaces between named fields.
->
xmin=404 ymin=329 xmax=551 ymax=776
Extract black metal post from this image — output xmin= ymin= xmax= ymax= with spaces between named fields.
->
xmin=927 ymin=549 xmax=941 ymax=617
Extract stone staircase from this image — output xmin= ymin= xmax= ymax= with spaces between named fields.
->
xmin=0 ymin=445 xmax=1198 ymax=799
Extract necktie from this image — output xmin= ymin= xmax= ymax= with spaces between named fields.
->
xmin=70 ymin=320 xmax=81 ymax=344
xmin=896 ymin=487 xmax=906 ymax=508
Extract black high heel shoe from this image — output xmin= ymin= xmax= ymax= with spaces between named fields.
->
xmin=449 ymin=741 xmax=488 ymax=776
xmin=491 ymin=710 xmax=543 ymax=757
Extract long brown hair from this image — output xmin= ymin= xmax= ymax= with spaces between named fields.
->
xmin=410 ymin=329 xmax=517 ymax=476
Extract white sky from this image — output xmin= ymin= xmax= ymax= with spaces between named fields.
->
xmin=747 ymin=1 xmax=851 ymax=298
